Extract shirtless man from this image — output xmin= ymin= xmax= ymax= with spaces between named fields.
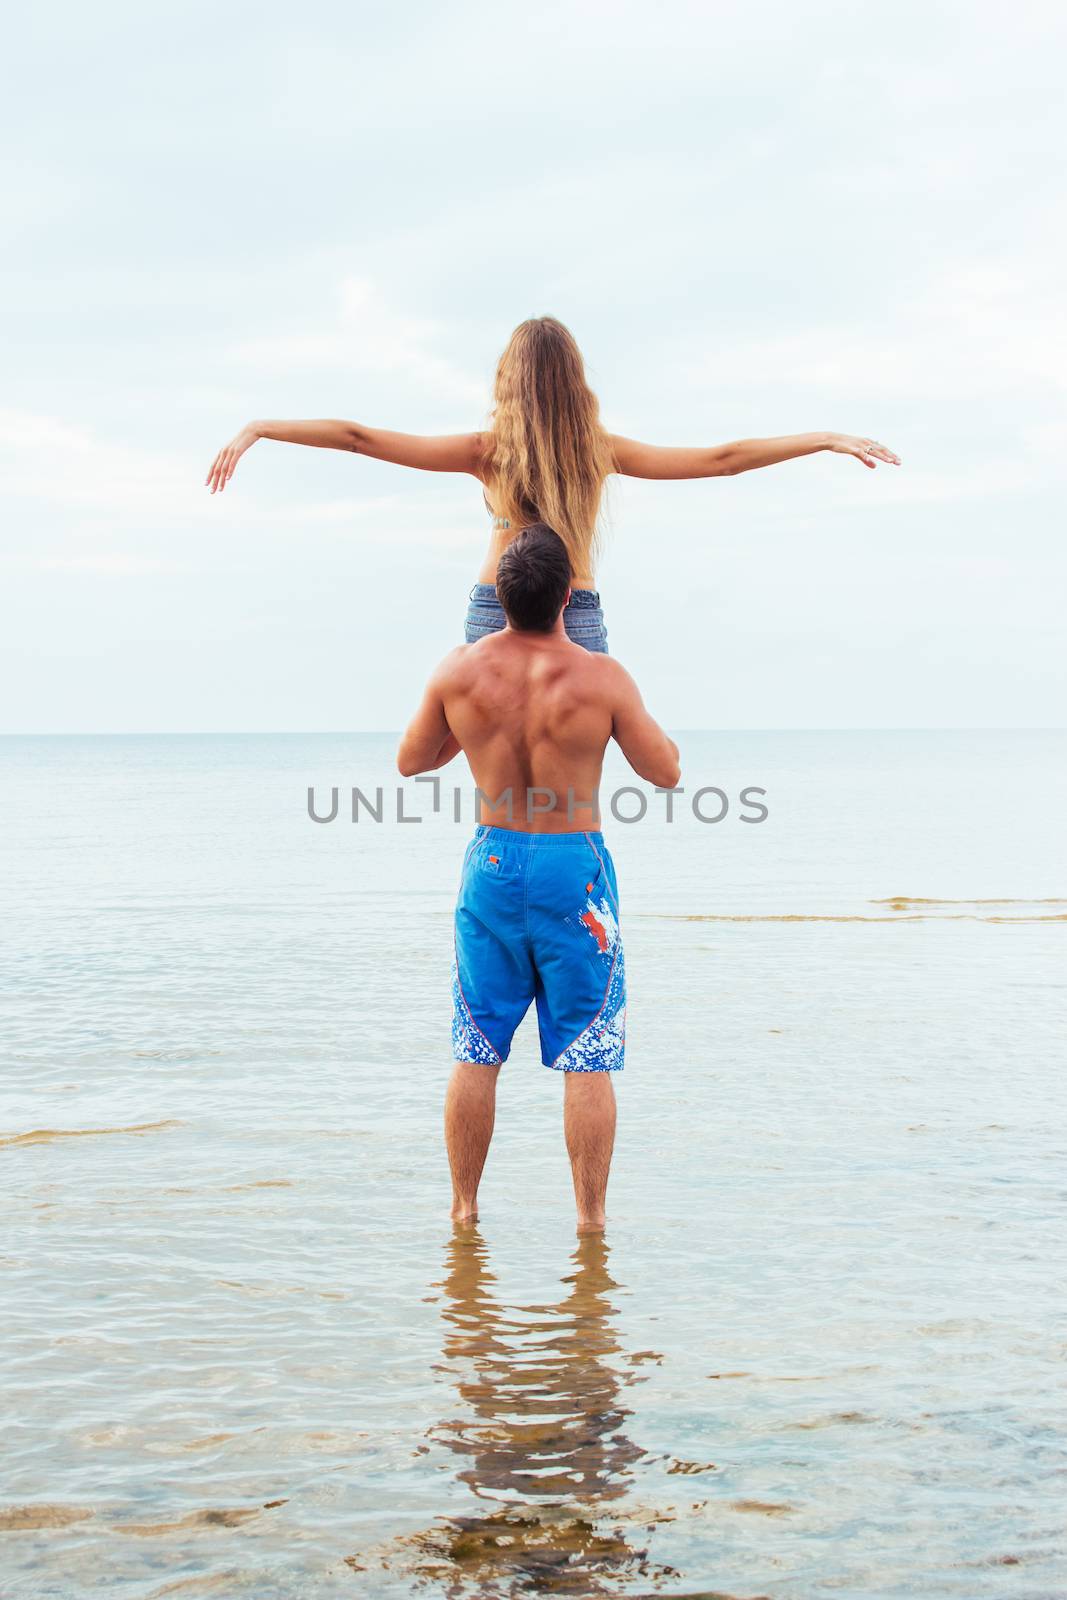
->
xmin=397 ymin=524 xmax=680 ymax=1232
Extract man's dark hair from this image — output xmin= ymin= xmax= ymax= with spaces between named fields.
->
xmin=495 ymin=523 xmax=572 ymax=633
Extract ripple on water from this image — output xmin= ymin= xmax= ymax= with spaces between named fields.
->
xmin=0 ymin=1506 xmax=94 ymax=1531
xmin=3 ymin=731 xmax=1066 ymax=1597
xmin=0 ymin=1120 xmax=184 ymax=1147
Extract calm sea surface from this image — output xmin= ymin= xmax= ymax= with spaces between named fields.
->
xmin=2 ymin=731 xmax=1065 ymax=1599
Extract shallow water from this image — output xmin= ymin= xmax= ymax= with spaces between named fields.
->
xmin=2 ymin=731 xmax=1066 ymax=1597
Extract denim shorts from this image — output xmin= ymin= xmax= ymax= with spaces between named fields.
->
xmin=452 ymin=826 xmax=625 ymax=1071
xmin=465 ymin=584 xmax=609 ymax=654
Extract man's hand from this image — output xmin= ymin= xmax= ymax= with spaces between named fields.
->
xmin=608 ymin=660 xmax=680 ymax=790
xmin=397 ymin=652 xmax=466 ymax=776
xmin=205 ymin=423 xmax=260 ymax=493
xmin=826 ymin=433 xmax=901 ymax=469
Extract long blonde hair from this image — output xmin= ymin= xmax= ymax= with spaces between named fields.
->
xmin=482 ymin=317 xmax=615 ymax=576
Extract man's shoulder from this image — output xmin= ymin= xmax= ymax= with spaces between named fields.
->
xmin=564 ymin=646 xmax=630 ymax=706
xmin=570 ymin=649 xmax=628 ymax=685
xmin=430 ymin=642 xmax=475 ymax=687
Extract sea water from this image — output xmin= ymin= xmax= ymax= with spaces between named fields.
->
xmin=2 ymin=731 xmax=1065 ymax=1597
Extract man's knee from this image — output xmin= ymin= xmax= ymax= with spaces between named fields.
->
xmin=563 ymin=1069 xmax=616 ymax=1091
xmin=449 ymin=1060 xmax=501 ymax=1090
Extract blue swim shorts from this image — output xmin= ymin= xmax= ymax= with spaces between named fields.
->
xmin=451 ymin=826 xmax=626 ymax=1072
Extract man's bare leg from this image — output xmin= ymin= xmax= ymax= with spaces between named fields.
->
xmin=445 ymin=1061 xmax=500 ymax=1222
xmin=563 ymin=1071 xmax=617 ymax=1232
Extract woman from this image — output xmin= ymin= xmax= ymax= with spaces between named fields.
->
xmin=205 ymin=316 xmax=899 ymax=653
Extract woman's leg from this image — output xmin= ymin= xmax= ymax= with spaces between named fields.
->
xmin=464 ymin=584 xmax=507 ymax=645
xmin=562 ymin=590 xmax=609 ymax=654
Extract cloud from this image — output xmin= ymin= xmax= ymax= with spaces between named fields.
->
xmin=34 ymin=554 xmax=190 ymax=575
xmin=0 ymin=409 xmax=206 ymax=520
xmin=0 ymin=408 xmax=492 ymax=576
xmin=675 ymin=254 xmax=1067 ymax=414
xmin=231 ymin=276 xmax=489 ymax=408
xmin=827 ymin=460 xmax=1037 ymax=509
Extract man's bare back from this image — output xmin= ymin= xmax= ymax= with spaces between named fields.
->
xmin=398 ymin=622 xmax=679 ymax=830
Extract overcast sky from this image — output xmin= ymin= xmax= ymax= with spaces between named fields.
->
xmin=2 ymin=0 xmax=1064 ymax=732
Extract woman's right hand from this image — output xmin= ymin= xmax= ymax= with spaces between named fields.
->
xmin=827 ymin=433 xmax=901 ymax=469
xmin=205 ymin=423 xmax=260 ymax=494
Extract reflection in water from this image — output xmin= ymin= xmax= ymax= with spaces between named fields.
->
xmin=434 ymin=1228 xmax=644 ymax=1503
xmin=405 ymin=1228 xmax=672 ymax=1596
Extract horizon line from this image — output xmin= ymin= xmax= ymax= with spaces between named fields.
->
xmin=1 ymin=726 xmax=1064 ymax=739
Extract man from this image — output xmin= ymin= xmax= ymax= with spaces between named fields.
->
xmin=398 ymin=525 xmax=680 ymax=1232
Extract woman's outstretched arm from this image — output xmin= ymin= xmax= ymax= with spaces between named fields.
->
xmin=205 ymin=421 xmax=486 ymax=493
xmin=608 ymin=431 xmax=900 ymax=479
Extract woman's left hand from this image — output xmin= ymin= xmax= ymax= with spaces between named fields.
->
xmin=828 ymin=433 xmax=901 ymax=469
